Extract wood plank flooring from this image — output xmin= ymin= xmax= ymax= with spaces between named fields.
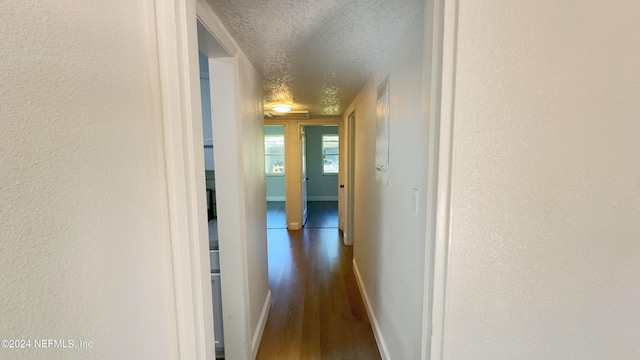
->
xmin=267 ymin=201 xmax=287 ymax=229
xmin=267 ymin=201 xmax=339 ymax=229
xmin=256 ymin=228 xmax=381 ymax=360
xmin=305 ymin=201 xmax=338 ymax=228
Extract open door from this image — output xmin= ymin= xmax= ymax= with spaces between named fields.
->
xmin=301 ymin=127 xmax=308 ymax=226
xmin=344 ymin=112 xmax=356 ymax=245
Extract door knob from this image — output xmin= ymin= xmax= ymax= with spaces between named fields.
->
xmin=339 ymin=184 xmax=345 ymax=188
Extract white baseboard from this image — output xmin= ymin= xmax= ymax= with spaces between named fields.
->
xmin=342 ymin=230 xmax=353 ymax=246
xmin=353 ymin=259 xmax=390 ymax=360
xmin=307 ymin=196 xmax=338 ymax=201
xmin=251 ymin=289 xmax=271 ymax=359
xmin=266 ymin=196 xmax=286 ymax=201
xmin=288 ymin=222 xmax=300 ymax=230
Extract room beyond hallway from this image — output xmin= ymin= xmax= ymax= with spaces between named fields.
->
xmin=267 ymin=201 xmax=287 ymax=229
xmin=305 ymin=201 xmax=338 ymax=228
xmin=256 ymin=228 xmax=381 ymax=359
xmin=267 ymin=201 xmax=339 ymax=229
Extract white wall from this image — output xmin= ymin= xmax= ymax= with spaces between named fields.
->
xmin=236 ymin=53 xmax=270 ymax=355
xmin=0 ymin=1 xmax=178 ymax=359
xmin=441 ymin=1 xmax=640 ymax=359
xmin=348 ymin=8 xmax=429 ymax=359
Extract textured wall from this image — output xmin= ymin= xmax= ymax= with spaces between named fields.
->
xmin=443 ymin=1 xmax=640 ymax=359
xmin=0 ymin=1 xmax=178 ymax=359
xmin=349 ymin=9 xmax=428 ymax=359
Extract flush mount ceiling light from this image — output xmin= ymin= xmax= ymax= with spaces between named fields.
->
xmin=271 ymin=103 xmax=293 ymax=113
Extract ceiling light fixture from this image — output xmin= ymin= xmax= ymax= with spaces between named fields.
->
xmin=271 ymin=104 xmax=293 ymax=113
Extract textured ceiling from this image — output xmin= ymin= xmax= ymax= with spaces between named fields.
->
xmin=205 ymin=0 xmax=423 ymax=117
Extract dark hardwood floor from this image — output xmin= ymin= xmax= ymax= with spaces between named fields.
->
xmin=267 ymin=201 xmax=287 ymax=229
xmin=256 ymin=228 xmax=381 ymax=360
xmin=305 ymin=201 xmax=338 ymax=228
xmin=267 ymin=201 xmax=339 ymax=229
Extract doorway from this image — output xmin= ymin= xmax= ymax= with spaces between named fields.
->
xmin=197 ymin=16 xmax=256 ymax=360
xmin=197 ymin=49 xmax=225 ymax=359
xmin=265 ymin=125 xmax=287 ymax=229
xmin=302 ymin=125 xmax=339 ymax=228
xmin=157 ymin=4 xmax=271 ymax=359
xmin=343 ymin=111 xmax=356 ymax=244
xmin=264 ymin=119 xmax=341 ymax=230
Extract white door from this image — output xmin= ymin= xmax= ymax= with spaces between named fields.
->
xmin=345 ymin=112 xmax=356 ymax=245
xmin=301 ymin=127 xmax=308 ymax=226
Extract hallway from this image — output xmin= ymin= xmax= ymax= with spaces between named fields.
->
xmin=256 ymin=228 xmax=380 ymax=359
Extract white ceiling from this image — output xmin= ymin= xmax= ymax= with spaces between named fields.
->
xmin=205 ymin=0 xmax=424 ymax=117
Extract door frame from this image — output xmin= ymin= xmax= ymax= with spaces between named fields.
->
xmin=342 ymin=111 xmax=356 ymax=245
xmin=265 ymin=118 xmax=341 ymax=230
xmin=153 ymin=1 xmax=210 ymax=358
xmin=421 ymin=0 xmax=457 ymax=359
xmin=154 ymin=0 xmax=255 ymax=359
xmin=300 ymin=126 xmax=308 ymax=226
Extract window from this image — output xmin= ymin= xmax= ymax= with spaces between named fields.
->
xmin=322 ymin=135 xmax=339 ymax=174
xmin=265 ymin=135 xmax=285 ymax=174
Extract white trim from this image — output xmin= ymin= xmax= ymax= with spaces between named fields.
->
xmin=196 ymin=0 xmax=237 ymax=56
xmin=353 ymin=259 xmax=389 ymax=360
xmin=428 ymin=0 xmax=459 ymax=359
xmin=420 ymin=0 xmax=444 ymax=358
xmin=199 ymin=2 xmax=267 ymax=357
xmin=251 ymin=290 xmax=272 ymax=359
xmin=266 ymin=196 xmax=286 ymax=202
xmin=209 ymin=55 xmax=254 ymax=360
xmin=154 ymin=0 xmax=214 ymax=359
xmin=307 ymin=196 xmax=339 ymax=201
xmin=344 ymin=110 xmax=356 ymax=246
